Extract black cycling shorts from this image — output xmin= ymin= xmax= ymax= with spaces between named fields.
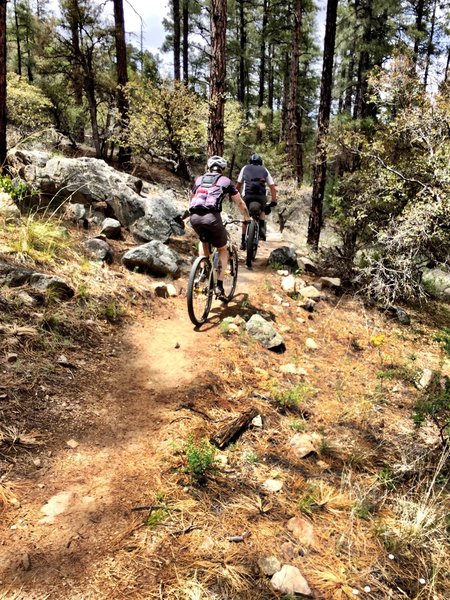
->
xmin=190 ymin=211 xmax=228 ymax=248
xmin=244 ymin=195 xmax=267 ymax=218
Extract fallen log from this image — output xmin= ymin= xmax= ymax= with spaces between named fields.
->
xmin=210 ymin=407 xmax=259 ymax=449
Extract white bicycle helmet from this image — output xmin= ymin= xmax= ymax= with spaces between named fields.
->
xmin=207 ymin=155 xmax=227 ymax=171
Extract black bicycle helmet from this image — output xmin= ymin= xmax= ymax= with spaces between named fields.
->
xmin=250 ymin=153 xmax=263 ymax=165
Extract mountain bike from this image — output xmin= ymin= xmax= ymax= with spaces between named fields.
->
xmin=186 ymin=219 xmax=241 ymax=327
xmin=245 ymin=201 xmax=262 ymax=268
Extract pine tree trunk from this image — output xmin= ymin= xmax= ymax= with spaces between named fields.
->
xmin=207 ymin=0 xmax=227 ymax=157
xmin=423 ymin=0 xmax=437 ymax=90
xmin=413 ymin=0 xmax=425 ymax=66
xmin=285 ymin=0 xmax=303 ymax=182
xmin=0 ymin=0 xmax=7 ymax=171
xmin=182 ymin=0 xmax=189 ymax=85
xmin=307 ymin=0 xmax=339 ymax=249
xmin=173 ymin=0 xmax=181 ymax=81
xmin=113 ymin=0 xmax=131 ymax=166
xmin=258 ymin=0 xmax=268 ymax=108
xmin=13 ymin=0 xmax=22 ymax=77
xmin=238 ymin=0 xmax=246 ymax=104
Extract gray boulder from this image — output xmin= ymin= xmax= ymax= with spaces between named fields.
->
xmin=7 ymin=150 xmax=186 ymax=241
xmin=268 ymin=247 xmax=299 ymax=270
xmin=29 ymin=274 xmax=74 ymax=300
xmin=100 ymin=217 xmax=122 ymax=239
xmin=8 ymin=150 xmax=144 ymax=225
xmin=0 ymin=262 xmax=74 ymax=299
xmin=0 ymin=192 xmax=21 ymax=223
xmin=84 ymin=238 xmax=114 ymax=263
xmin=130 ymin=196 xmax=185 ymax=243
xmin=422 ymin=267 xmax=450 ymax=301
xmin=122 ymin=241 xmax=181 ymax=278
xmin=246 ymin=313 xmax=285 ymax=351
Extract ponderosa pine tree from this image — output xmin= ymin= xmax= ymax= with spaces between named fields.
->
xmin=208 ymin=0 xmax=227 ymax=157
xmin=307 ymin=0 xmax=338 ymax=248
xmin=113 ymin=0 xmax=131 ymax=165
xmin=0 ymin=0 xmax=6 ymax=170
xmin=285 ymin=0 xmax=303 ymax=181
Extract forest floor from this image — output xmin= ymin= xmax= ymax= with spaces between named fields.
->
xmin=0 ymin=209 xmax=449 ymax=600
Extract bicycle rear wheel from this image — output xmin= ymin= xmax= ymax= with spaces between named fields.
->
xmin=187 ymin=256 xmax=213 ymax=326
xmin=246 ymin=220 xmax=259 ymax=268
xmin=222 ymin=245 xmax=239 ymax=302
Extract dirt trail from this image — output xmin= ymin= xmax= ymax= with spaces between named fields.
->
xmin=0 ymin=234 xmax=283 ymax=598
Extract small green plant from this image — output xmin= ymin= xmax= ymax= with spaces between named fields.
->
xmin=183 ymin=436 xmax=217 ymax=484
xmin=244 ymin=451 xmax=259 ymax=465
xmin=273 ymin=383 xmax=311 ymax=410
xmin=145 ymin=508 xmax=168 ymax=528
xmin=297 ymin=494 xmax=317 ymax=516
xmin=269 ymin=260 xmax=283 ymax=271
xmin=0 ymin=174 xmax=28 ymax=202
xmin=353 ymin=501 xmax=374 ymax=520
xmin=288 ymin=418 xmax=307 ymax=432
xmin=378 ymin=465 xmax=397 ymax=490
xmin=98 ymin=300 xmax=123 ymax=323
xmin=318 ymin=437 xmax=336 ymax=458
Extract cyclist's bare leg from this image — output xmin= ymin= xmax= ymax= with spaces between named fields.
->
xmin=217 ymin=245 xmax=228 ymax=280
xmin=199 ymin=241 xmax=210 ymax=258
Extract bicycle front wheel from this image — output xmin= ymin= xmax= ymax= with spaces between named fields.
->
xmin=246 ymin=220 xmax=259 ymax=268
xmin=222 ymin=245 xmax=239 ymax=302
xmin=187 ymin=256 xmax=213 ymax=326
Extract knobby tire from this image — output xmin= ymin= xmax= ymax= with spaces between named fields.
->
xmin=187 ymin=256 xmax=213 ymax=326
xmin=222 ymin=245 xmax=239 ymax=302
xmin=246 ymin=220 xmax=258 ymax=268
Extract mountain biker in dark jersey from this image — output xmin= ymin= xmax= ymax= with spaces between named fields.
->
xmin=236 ymin=153 xmax=277 ymax=249
xmin=189 ymin=155 xmax=250 ymax=300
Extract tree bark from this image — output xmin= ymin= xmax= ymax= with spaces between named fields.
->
xmin=13 ymin=0 xmax=22 ymax=77
xmin=307 ymin=0 xmax=339 ymax=249
xmin=173 ymin=0 xmax=181 ymax=80
xmin=423 ymin=0 xmax=437 ymax=90
xmin=0 ymin=0 xmax=7 ymax=171
xmin=113 ymin=0 xmax=131 ymax=166
xmin=237 ymin=0 xmax=246 ymax=105
xmin=285 ymin=0 xmax=303 ymax=182
xmin=258 ymin=0 xmax=268 ymax=108
xmin=413 ymin=0 xmax=425 ymax=66
xmin=182 ymin=0 xmax=189 ymax=85
xmin=207 ymin=0 xmax=227 ymax=157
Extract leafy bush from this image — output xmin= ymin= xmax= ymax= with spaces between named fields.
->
xmin=330 ymin=55 xmax=450 ymax=305
xmin=115 ymin=80 xmax=207 ymax=177
xmin=7 ymin=73 xmax=53 ymax=131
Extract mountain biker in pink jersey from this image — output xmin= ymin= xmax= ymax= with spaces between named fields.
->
xmin=189 ymin=156 xmax=250 ymax=300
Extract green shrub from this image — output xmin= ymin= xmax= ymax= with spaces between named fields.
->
xmin=183 ymin=436 xmax=217 ymax=484
xmin=0 ymin=174 xmax=28 ymax=202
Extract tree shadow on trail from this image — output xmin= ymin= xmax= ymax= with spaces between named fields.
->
xmin=192 ymin=293 xmax=277 ymax=333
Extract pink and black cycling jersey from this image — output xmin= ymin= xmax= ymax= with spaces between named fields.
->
xmin=190 ymin=174 xmax=238 ymax=214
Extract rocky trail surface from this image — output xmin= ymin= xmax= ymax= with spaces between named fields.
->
xmin=1 ymin=234 xmax=288 ymax=599
xmin=1 ymin=224 xmax=448 ymax=600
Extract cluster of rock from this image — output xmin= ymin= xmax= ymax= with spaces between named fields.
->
xmin=220 ymin=246 xmax=341 ymax=353
xmin=5 ymin=150 xmax=187 ymax=278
